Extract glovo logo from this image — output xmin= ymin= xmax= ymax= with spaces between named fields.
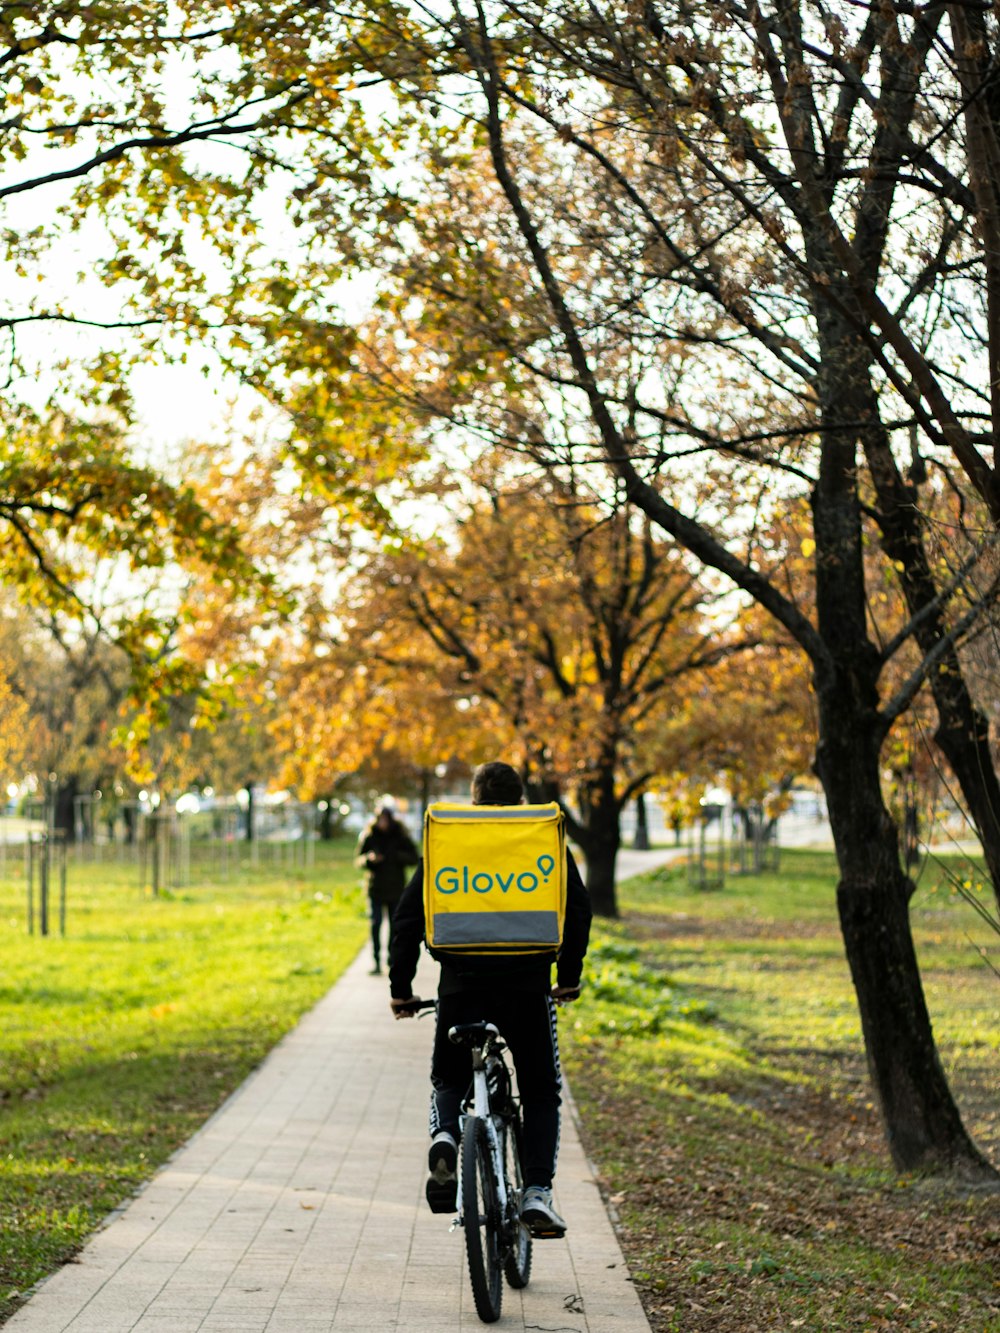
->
xmin=434 ymin=853 xmax=557 ymax=896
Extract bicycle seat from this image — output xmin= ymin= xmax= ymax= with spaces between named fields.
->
xmin=448 ymin=1021 xmax=499 ymax=1048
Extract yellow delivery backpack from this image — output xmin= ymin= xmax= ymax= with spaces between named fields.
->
xmin=423 ymin=802 xmax=566 ymax=955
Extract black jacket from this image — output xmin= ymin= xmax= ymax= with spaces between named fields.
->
xmin=356 ymin=821 xmax=420 ymax=901
xmin=388 ymin=849 xmax=592 ymax=998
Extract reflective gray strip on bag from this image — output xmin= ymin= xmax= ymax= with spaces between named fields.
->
xmin=430 ymin=808 xmax=556 ymax=821
xmin=432 ymin=910 xmax=560 ymax=946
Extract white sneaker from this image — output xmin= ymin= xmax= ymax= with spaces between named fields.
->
xmin=520 ymin=1184 xmax=566 ymax=1238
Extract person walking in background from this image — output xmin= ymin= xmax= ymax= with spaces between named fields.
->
xmin=356 ymin=803 xmax=419 ymax=975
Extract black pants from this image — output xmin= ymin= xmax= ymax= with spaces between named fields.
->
xmin=369 ymin=896 xmax=399 ymax=965
xmin=430 ymin=989 xmax=562 ymax=1189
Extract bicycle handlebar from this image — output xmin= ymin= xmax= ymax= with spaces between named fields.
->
xmin=392 ymin=996 xmax=437 ymax=1017
xmin=393 ymin=985 xmax=581 ymax=1024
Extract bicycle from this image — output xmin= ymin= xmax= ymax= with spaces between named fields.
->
xmin=402 ymin=999 xmax=531 ymax=1324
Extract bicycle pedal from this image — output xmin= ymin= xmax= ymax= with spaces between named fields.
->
xmin=426 ymin=1178 xmax=458 ymax=1214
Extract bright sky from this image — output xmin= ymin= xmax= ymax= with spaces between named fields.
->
xmin=0 ymin=32 xmax=316 ymax=457
xmin=130 ymin=361 xmax=247 ymax=451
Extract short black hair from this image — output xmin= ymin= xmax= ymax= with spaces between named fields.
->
xmin=471 ymin=761 xmax=524 ymax=806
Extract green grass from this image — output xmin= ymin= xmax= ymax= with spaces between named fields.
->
xmin=3 ymin=840 xmax=999 ymax=1331
xmin=0 ymin=841 xmax=367 ymax=1320
xmin=562 ymin=849 xmax=1000 ymax=1333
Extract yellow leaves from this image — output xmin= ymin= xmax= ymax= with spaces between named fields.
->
xmin=0 ymin=661 xmax=30 ymax=781
xmin=272 ymin=474 xmax=746 ymax=802
xmin=800 ymin=538 xmax=816 ymax=558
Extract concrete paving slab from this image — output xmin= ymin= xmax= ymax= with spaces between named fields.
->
xmin=6 ymin=934 xmax=652 ymax=1333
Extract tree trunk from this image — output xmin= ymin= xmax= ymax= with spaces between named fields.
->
xmin=419 ymin=767 xmax=433 ymax=822
xmin=244 ymin=783 xmax=256 ymax=843
xmin=734 ymin=803 xmax=763 ymax=873
xmin=318 ymin=798 xmax=335 ymax=840
xmin=816 ymin=677 xmax=995 ymax=1177
xmin=860 ymin=396 xmax=1000 ymax=910
xmin=580 ymin=833 xmax=619 ymax=917
xmin=632 ymin=791 xmax=650 ymax=850
xmin=52 ymin=777 xmax=78 ymax=840
xmin=810 ymin=322 xmax=994 ymax=1178
xmin=573 ymin=773 xmax=621 ymax=917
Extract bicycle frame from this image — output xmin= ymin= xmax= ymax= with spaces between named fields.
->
xmin=454 ymin=1036 xmax=509 ymax=1227
xmin=401 ymin=999 xmax=514 ymax=1223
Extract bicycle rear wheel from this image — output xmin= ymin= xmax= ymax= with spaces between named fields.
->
xmin=462 ymin=1119 xmax=503 ymax=1323
xmin=502 ymin=1116 xmax=532 ymax=1289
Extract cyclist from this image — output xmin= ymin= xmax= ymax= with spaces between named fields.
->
xmin=389 ymin=761 xmax=592 ymax=1239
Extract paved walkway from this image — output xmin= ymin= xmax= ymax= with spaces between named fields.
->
xmin=5 ymin=852 xmax=677 ymax=1333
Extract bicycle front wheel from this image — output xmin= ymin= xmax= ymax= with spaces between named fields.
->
xmin=462 ymin=1120 xmax=503 ymax=1323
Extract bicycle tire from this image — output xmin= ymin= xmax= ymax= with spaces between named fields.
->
xmin=502 ymin=1113 xmax=532 ymax=1289
xmin=462 ymin=1119 xmax=503 ymax=1323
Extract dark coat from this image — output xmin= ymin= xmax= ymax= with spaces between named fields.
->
xmin=356 ymin=819 xmax=420 ymax=903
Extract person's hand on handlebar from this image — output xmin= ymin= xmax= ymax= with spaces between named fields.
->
xmin=391 ymin=995 xmax=423 ymax=1019
xmin=551 ymin=984 xmax=581 ymax=1004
